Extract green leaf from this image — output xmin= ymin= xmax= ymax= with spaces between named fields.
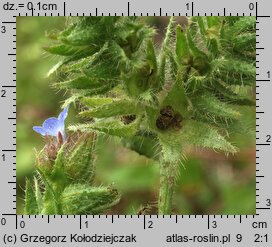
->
xmin=232 ymin=33 xmax=256 ymax=52
xmin=46 ymin=61 xmax=65 ymax=77
xmin=59 ymin=47 xmax=99 ymax=66
xmin=158 ymin=17 xmax=175 ymax=88
xmin=34 ymin=177 xmax=43 ymax=214
xmin=213 ymin=82 xmax=255 ymax=106
xmin=61 ymin=184 xmax=121 ymax=214
xmin=186 ymin=75 xmax=207 ymax=93
xmin=227 ymin=17 xmax=255 ymax=34
xmin=46 ymin=46 xmax=99 ymax=76
xmin=61 ymin=84 xmax=118 ymax=108
xmin=69 ymin=118 xmax=140 ymax=138
xmin=59 ymin=57 xmax=92 ymax=74
xmin=38 ymin=168 xmax=61 ymax=215
xmin=212 ymin=58 xmax=255 ymax=85
xmin=145 ymin=105 xmax=159 ymax=131
xmin=59 ymin=27 xmax=101 ymax=46
xmin=176 ymin=25 xmax=191 ymax=65
xmin=179 ymin=120 xmax=238 ymax=153
xmin=83 ymin=60 xmax=120 ymax=80
xmin=50 ymin=145 xmax=69 ymax=195
xmin=57 ymin=79 xmax=118 ymax=102
xmin=82 ymin=42 xmax=123 ymax=80
xmin=187 ymin=32 xmax=211 ymax=75
xmin=165 ymin=49 xmax=178 ymax=81
xmin=221 ymin=17 xmax=256 ymax=58
xmin=24 ymin=179 xmax=39 ymax=215
xmin=43 ymin=44 xmax=90 ymax=56
xmin=146 ymin=40 xmax=159 ymax=91
xmin=146 ymin=40 xmax=157 ymax=72
xmin=205 ymin=17 xmax=221 ymax=56
xmin=41 ymin=186 xmax=59 ymax=215
xmin=206 ymin=16 xmax=220 ymax=28
xmin=79 ymin=100 xmax=142 ymax=118
xmin=162 ymin=69 xmax=190 ymax=117
xmin=194 ymin=17 xmax=206 ymax=41
xmin=107 ymin=41 xmax=132 ymax=68
xmin=55 ymin=76 xmax=102 ymax=90
xmin=80 ymin=97 xmax=114 ymax=107
xmin=122 ymin=133 xmax=161 ymax=160
xmin=186 ymin=28 xmax=207 ymax=58
xmin=56 ymin=23 xmax=76 ymax=39
xmin=61 ymin=93 xmax=83 ymax=109
xmin=123 ymin=63 xmax=156 ymax=97
xmin=193 ymin=91 xmax=241 ymax=120
xmin=65 ymin=133 xmax=96 ymax=183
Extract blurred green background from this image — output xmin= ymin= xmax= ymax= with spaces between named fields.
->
xmin=17 ymin=17 xmax=255 ymax=215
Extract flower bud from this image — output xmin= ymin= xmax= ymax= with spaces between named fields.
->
xmin=64 ymin=133 xmax=97 ymax=184
xmin=61 ymin=184 xmax=120 ymax=214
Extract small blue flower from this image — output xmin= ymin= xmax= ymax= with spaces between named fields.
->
xmin=33 ymin=105 xmax=69 ymax=140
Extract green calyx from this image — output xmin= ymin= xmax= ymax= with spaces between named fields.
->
xmin=61 ymin=184 xmax=120 ymax=215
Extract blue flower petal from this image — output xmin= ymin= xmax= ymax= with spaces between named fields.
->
xmin=42 ymin=117 xmax=62 ymax=136
xmin=58 ymin=105 xmax=69 ymax=122
xmin=33 ymin=105 xmax=69 ymax=140
xmin=33 ymin=126 xmax=47 ymax=136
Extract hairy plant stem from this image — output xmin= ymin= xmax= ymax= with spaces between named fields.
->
xmin=158 ymin=161 xmax=179 ymax=214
